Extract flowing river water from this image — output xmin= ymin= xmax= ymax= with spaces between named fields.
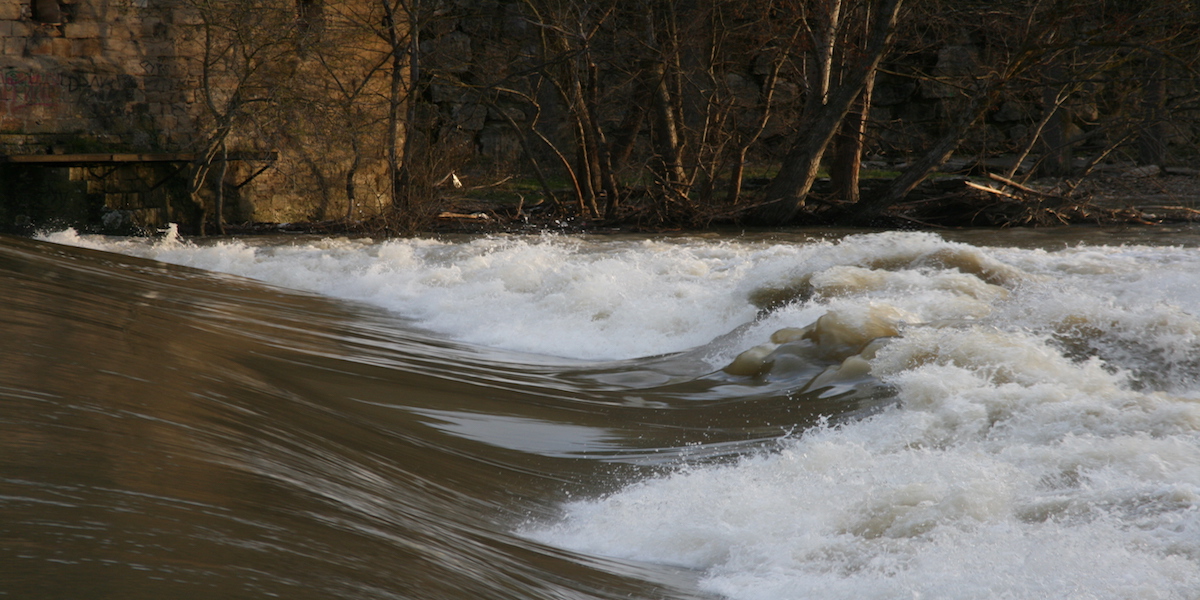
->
xmin=3 ymin=226 xmax=1200 ymax=599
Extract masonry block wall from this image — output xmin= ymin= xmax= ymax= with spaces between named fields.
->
xmin=0 ymin=0 xmax=199 ymax=154
xmin=1 ymin=0 xmax=402 ymax=233
xmin=0 ymin=0 xmax=207 ymax=232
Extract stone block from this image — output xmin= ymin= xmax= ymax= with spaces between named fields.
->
xmin=478 ymin=123 xmax=521 ymax=164
xmin=451 ymin=102 xmax=486 ymax=132
xmin=26 ymin=35 xmax=56 ymax=56
xmin=130 ymin=207 xmax=166 ymax=230
xmin=3 ymin=36 xmax=25 ymax=55
xmin=873 ymin=74 xmax=916 ymax=106
xmin=0 ymin=118 xmax=24 ymax=133
xmin=487 ymin=105 xmax=526 ymax=123
xmin=919 ymin=78 xmax=956 ymax=100
xmin=141 ymin=17 xmax=167 ymax=38
xmin=63 ymin=21 xmax=104 ymax=38
xmin=991 ymin=101 xmax=1026 ymax=123
xmin=422 ymin=31 xmax=472 ymax=74
xmin=0 ymin=19 xmax=31 ymax=37
xmin=902 ymin=99 xmax=936 ymax=123
xmin=759 ymin=112 xmax=793 ymax=139
xmin=429 ymin=78 xmax=469 ymax=103
xmin=57 ymin=117 xmax=88 ymax=131
xmin=104 ymin=35 xmax=138 ymax=56
xmin=724 ymin=72 xmax=759 ymax=108
xmin=171 ymin=8 xmax=204 ymax=26
xmin=772 ymin=80 xmax=799 ymax=105
xmin=1123 ymin=165 xmax=1161 ymax=178
xmin=71 ymin=37 xmax=104 ymax=57
xmin=935 ymin=45 xmax=979 ymax=76
xmin=24 ymin=118 xmax=59 ymax=133
xmin=0 ymin=0 xmax=21 ymax=21
xmin=869 ymin=104 xmax=894 ymax=123
xmin=752 ymin=52 xmax=779 ymax=76
xmin=106 ymin=192 xmax=141 ymax=210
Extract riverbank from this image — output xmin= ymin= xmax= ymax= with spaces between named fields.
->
xmin=222 ymin=170 xmax=1200 ymax=238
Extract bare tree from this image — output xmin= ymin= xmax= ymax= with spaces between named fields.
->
xmin=186 ymin=0 xmax=299 ymax=234
xmin=746 ymin=0 xmax=904 ymax=225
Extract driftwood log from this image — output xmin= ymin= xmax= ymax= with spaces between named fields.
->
xmin=855 ymin=174 xmax=1200 ymax=228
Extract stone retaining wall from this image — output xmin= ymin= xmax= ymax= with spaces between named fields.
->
xmin=0 ymin=0 xmax=206 ymax=232
xmin=0 ymin=0 xmax=199 ymax=153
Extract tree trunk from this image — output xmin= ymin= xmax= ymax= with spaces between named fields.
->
xmin=214 ymin=140 xmax=228 ymax=235
xmin=746 ymin=0 xmax=902 ymax=225
xmin=1037 ymin=64 xmax=1071 ymax=177
xmin=584 ymin=63 xmax=622 ymax=219
xmin=857 ymin=91 xmax=990 ymax=215
xmin=642 ymin=5 xmax=687 ymax=210
xmin=382 ymin=0 xmax=411 ymax=214
xmin=830 ymin=70 xmax=875 ymax=203
xmin=345 ymin=136 xmax=360 ymax=221
xmin=1137 ymin=55 xmax=1168 ymax=167
xmin=648 ymin=60 xmax=688 ymax=201
xmin=726 ymin=145 xmax=747 ymax=205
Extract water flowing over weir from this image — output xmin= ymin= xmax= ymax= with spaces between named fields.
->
xmin=4 ymin=228 xmax=1200 ymax=599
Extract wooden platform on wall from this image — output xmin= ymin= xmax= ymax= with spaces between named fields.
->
xmin=0 ymin=152 xmax=277 ymax=166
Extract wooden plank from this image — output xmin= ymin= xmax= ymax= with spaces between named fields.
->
xmin=0 ymin=153 xmax=193 ymax=164
xmin=0 ymin=151 xmax=276 ymax=165
xmin=963 ymin=180 xmax=1022 ymax=200
xmin=985 ymin=172 xmax=1050 ymax=197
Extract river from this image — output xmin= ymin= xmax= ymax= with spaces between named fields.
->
xmin=3 ymin=226 xmax=1199 ymax=599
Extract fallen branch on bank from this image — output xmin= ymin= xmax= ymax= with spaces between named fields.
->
xmin=864 ymin=175 xmax=1199 ymax=227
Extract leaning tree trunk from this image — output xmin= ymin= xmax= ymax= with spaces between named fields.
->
xmin=830 ymin=71 xmax=876 ymax=203
xmin=1137 ymin=55 xmax=1168 ymax=167
xmin=746 ymin=0 xmax=902 ymax=225
xmin=855 ymin=90 xmax=990 ymax=216
xmin=382 ymin=0 xmax=413 ymax=215
xmin=648 ymin=61 xmax=688 ymax=199
xmin=214 ymin=140 xmax=228 ymax=235
xmin=1036 ymin=63 xmax=1072 ymax=178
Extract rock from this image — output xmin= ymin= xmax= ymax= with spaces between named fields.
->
xmin=873 ymin=74 xmax=916 ymax=106
xmin=450 ymin=103 xmax=486 ymax=131
xmin=992 ymin=101 xmax=1026 ymax=123
xmin=724 ymin=73 xmax=760 ymax=108
xmin=422 ymin=31 xmax=472 ymax=74
xmin=1123 ymin=165 xmax=1161 ymax=178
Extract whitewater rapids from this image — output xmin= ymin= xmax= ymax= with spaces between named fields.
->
xmin=25 ymin=227 xmax=1200 ymax=600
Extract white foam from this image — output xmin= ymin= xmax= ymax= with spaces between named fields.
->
xmin=510 ymin=233 xmax=1200 ymax=599
xmin=40 ymin=230 xmax=776 ymax=360
xmin=529 ymin=328 xmax=1200 ymax=597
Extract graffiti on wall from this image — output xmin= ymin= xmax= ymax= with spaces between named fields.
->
xmin=1 ymin=69 xmax=139 ymax=113
xmin=0 ymin=70 xmax=60 ymax=110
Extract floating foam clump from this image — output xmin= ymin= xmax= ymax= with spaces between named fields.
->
xmin=724 ymin=304 xmax=916 ymax=381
